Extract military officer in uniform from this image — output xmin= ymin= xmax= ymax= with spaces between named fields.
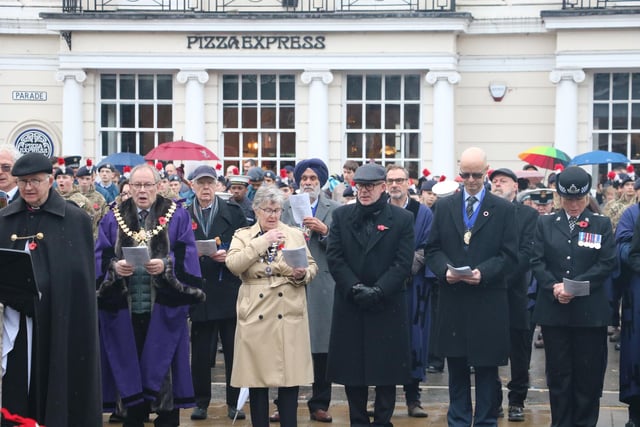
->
xmin=76 ymin=165 xmax=108 ymax=238
xmin=531 ymin=166 xmax=617 ymax=427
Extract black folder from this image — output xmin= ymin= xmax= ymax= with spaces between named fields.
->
xmin=0 ymin=248 xmax=38 ymax=316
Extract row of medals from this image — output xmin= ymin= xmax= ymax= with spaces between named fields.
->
xmin=578 ymin=232 xmax=602 ymax=249
xmin=260 ymin=242 xmax=280 ymax=276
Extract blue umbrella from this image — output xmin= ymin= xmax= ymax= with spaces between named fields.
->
xmin=97 ymin=152 xmax=146 ymax=172
xmin=568 ymin=150 xmax=631 ymax=166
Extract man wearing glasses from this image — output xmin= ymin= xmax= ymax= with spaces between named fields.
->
xmin=0 ymin=143 xmax=21 ymax=207
xmin=95 ymin=163 xmax=205 ymax=427
xmin=425 ymin=147 xmax=518 ymax=427
xmin=0 ymin=153 xmax=102 ymax=426
xmin=326 ymin=162 xmax=414 ymax=427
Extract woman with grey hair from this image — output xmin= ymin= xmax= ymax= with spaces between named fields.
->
xmin=226 ymin=185 xmax=318 ymax=427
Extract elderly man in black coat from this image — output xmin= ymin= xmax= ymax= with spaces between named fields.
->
xmin=326 ymin=163 xmax=414 ymax=427
xmin=425 ymin=147 xmax=518 ymax=427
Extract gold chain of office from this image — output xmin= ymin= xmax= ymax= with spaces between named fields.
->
xmin=114 ymin=202 xmax=177 ymax=246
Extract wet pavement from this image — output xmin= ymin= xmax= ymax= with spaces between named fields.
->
xmin=102 ymin=327 xmax=629 ymax=426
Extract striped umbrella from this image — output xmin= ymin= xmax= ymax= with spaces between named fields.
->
xmin=518 ymin=146 xmax=571 ymax=170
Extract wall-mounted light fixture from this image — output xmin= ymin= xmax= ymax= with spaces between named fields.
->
xmin=488 ymin=82 xmax=508 ymax=102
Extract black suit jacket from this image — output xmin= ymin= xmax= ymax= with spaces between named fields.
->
xmin=425 ymin=190 xmax=518 ymax=366
xmin=531 ymin=209 xmax=617 ymax=327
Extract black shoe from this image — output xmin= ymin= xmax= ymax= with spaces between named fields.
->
xmin=407 ymin=402 xmax=429 ymax=418
xmin=616 ymin=342 xmax=621 ymax=351
xmin=108 ymin=412 xmax=126 ymax=423
xmin=496 ymin=406 xmax=504 ymax=418
xmin=426 ymin=365 xmax=443 ymax=374
xmin=610 ymin=328 xmax=621 ymax=342
xmin=228 ymin=407 xmax=246 ymax=420
xmin=508 ymin=405 xmax=524 ymax=422
xmin=191 ymin=407 xmax=208 ymax=420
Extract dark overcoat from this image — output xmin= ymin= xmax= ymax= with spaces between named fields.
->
xmin=188 ymin=197 xmax=247 ymax=321
xmin=0 ymin=189 xmax=102 ymax=427
xmin=326 ymin=201 xmax=414 ymax=386
xmin=425 ymin=190 xmax=518 ymax=367
xmin=531 ymin=209 xmax=617 ymax=327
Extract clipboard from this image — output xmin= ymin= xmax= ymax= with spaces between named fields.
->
xmin=0 ymin=248 xmax=39 ymax=315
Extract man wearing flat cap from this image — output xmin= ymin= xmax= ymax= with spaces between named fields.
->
xmin=489 ymin=167 xmax=538 ymax=422
xmin=327 ymin=162 xmax=414 ymax=427
xmin=0 ymin=153 xmax=102 ymax=426
xmin=531 ymin=166 xmax=617 ymax=427
xmin=279 ymin=158 xmax=341 ymax=423
xmin=228 ymin=175 xmax=255 ymax=225
xmin=246 ymin=167 xmax=264 ymax=201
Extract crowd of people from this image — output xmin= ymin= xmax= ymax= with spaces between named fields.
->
xmin=0 ymin=142 xmax=639 ymax=427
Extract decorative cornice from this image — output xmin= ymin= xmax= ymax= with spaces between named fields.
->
xmin=425 ymin=70 xmax=460 ymax=85
xmin=176 ymin=70 xmax=209 ymax=84
xmin=300 ymin=70 xmax=333 ymax=85
xmin=55 ymin=69 xmax=87 ymax=83
xmin=549 ymin=68 xmax=585 ymax=84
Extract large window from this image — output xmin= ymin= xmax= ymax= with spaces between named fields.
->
xmin=99 ymin=73 xmax=174 ymax=156
xmin=593 ymin=72 xmax=640 ymax=177
xmin=221 ymin=74 xmax=296 ymax=172
xmin=345 ymin=74 xmax=421 ymax=178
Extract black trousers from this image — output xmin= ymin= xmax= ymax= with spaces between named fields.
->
xmin=308 ymin=352 xmax=332 ymax=412
xmin=542 ymin=325 xmax=607 ymax=427
xmin=2 ymin=314 xmax=35 ymax=426
xmin=496 ymin=327 xmax=532 ymax=408
xmin=249 ymin=386 xmax=299 ymax=427
xmin=190 ymin=318 xmax=239 ymax=408
xmin=345 ymin=385 xmax=395 ymax=426
xmin=447 ymin=357 xmax=498 ymax=427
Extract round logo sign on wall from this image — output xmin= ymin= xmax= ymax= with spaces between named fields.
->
xmin=14 ymin=129 xmax=54 ymax=158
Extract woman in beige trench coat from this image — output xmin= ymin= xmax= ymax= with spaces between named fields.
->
xmin=226 ymin=185 xmax=318 ymax=427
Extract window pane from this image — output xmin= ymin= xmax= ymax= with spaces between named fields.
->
xmin=613 ymin=73 xmax=629 ymax=100
xmin=612 ymin=133 xmax=627 ymax=155
xmin=595 ymin=132 xmax=609 ymax=151
xmin=261 ymin=106 xmax=277 ymax=128
xmin=405 ymin=161 xmax=419 ymax=179
xmin=261 ymin=75 xmax=276 ymax=100
xmin=383 ymin=133 xmax=400 ymax=158
xmin=157 ymin=75 xmax=173 ymax=100
xmin=139 ymin=105 xmax=154 ymax=128
xmin=280 ymin=133 xmax=296 ymax=157
xmin=101 ymin=104 xmax=116 ymax=127
xmin=405 ymin=133 xmax=420 ymax=157
xmin=346 ymin=104 xmax=362 ymax=129
xmin=243 ymin=133 xmax=259 ymax=157
xmin=122 ymin=131 xmax=136 ymax=152
xmin=385 ymin=105 xmax=400 ymax=130
xmin=120 ymin=104 xmax=135 ymax=127
xmin=120 ymin=75 xmax=135 ymax=100
xmin=385 ymin=76 xmax=401 ymax=100
xmin=157 ymin=105 xmax=172 ymax=128
xmin=101 ymin=75 xmax=116 ymax=99
xmin=242 ymin=106 xmax=258 ymax=128
xmin=140 ymin=132 xmax=155 ymax=154
xmin=223 ymin=75 xmax=239 ymax=100
xmin=347 ymin=133 xmax=362 ymax=158
xmin=280 ymin=75 xmax=295 ymax=100
xmin=365 ymin=133 xmax=382 ymax=158
xmin=158 ymin=131 xmax=173 ymax=144
xmin=365 ymin=105 xmax=381 ymax=129
xmin=242 ymin=75 xmax=257 ymax=100
xmin=280 ymin=107 xmax=295 ymax=129
xmin=366 ymin=75 xmax=382 ymax=100
xmin=101 ymin=131 xmax=117 ymax=156
xmin=632 ymin=133 xmax=640 ymax=161
xmin=405 ymin=75 xmax=420 ymax=100
xmin=593 ymin=104 xmax=609 ymax=130
xmin=261 ymin=132 xmax=277 ymax=157
xmin=633 ymin=74 xmax=640 ymax=100
xmin=224 ymin=132 xmax=240 ymax=157
xmin=405 ymin=104 xmax=420 ymax=129
xmin=633 ymin=103 xmax=640 ymax=130
xmin=347 ymin=75 xmax=362 ymax=100
xmin=612 ymin=104 xmax=628 ymax=130
xmin=139 ymin=75 xmax=154 ymax=100
xmin=594 ymin=73 xmax=610 ymax=101
xmin=224 ymin=106 xmax=238 ymax=128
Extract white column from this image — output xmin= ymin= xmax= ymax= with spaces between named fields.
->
xmin=550 ymin=68 xmax=585 ymax=158
xmin=301 ymin=70 xmax=333 ymax=162
xmin=55 ymin=70 xmax=86 ymax=156
xmin=426 ymin=70 xmax=460 ymax=178
xmin=177 ymin=70 xmax=209 ymax=145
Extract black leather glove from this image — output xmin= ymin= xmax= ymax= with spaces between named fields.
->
xmin=351 ymin=284 xmax=383 ymax=309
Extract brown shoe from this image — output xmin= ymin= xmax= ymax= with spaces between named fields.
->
xmin=310 ymin=409 xmax=333 ymax=423
xmin=407 ymin=402 xmax=429 ymax=418
xmin=269 ymin=411 xmax=280 ymax=423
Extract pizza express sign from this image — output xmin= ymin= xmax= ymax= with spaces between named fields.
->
xmin=187 ymin=34 xmax=326 ymax=50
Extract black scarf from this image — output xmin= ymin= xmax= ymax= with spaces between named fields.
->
xmin=353 ymin=192 xmax=389 ymax=236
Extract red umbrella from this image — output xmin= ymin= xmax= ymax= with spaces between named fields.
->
xmin=144 ymin=139 xmax=219 ymax=161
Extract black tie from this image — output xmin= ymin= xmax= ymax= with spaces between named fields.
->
xmin=569 ymin=216 xmax=577 ymax=232
xmin=139 ymin=210 xmax=148 ymax=225
xmin=466 ymin=196 xmax=477 ymax=219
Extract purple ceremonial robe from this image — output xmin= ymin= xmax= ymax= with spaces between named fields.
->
xmin=405 ymin=199 xmax=433 ymax=380
xmin=95 ymin=197 xmax=203 ymax=411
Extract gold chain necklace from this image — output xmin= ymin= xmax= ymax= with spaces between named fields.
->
xmin=114 ymin=202 xmax=177 ymax=246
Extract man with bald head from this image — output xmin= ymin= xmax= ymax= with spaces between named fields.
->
xmin=425 ymin=147 xmax=518 ymax=427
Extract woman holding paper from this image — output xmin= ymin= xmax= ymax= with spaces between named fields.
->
xmin=531 ymin=166 xmax=617 ymax=427
xmin=226 ymin=185 xmax=317 ymax=427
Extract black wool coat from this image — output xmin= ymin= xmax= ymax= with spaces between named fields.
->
xmin=531 ymin=209 xmax=617 ymax=327
xmin=189 ymin=197 xmax=248 ymax=321
xmin=425 ymin=191 xmax=518 ymax=367
xmin=326 ymin=201 xmax=414 ymax=386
